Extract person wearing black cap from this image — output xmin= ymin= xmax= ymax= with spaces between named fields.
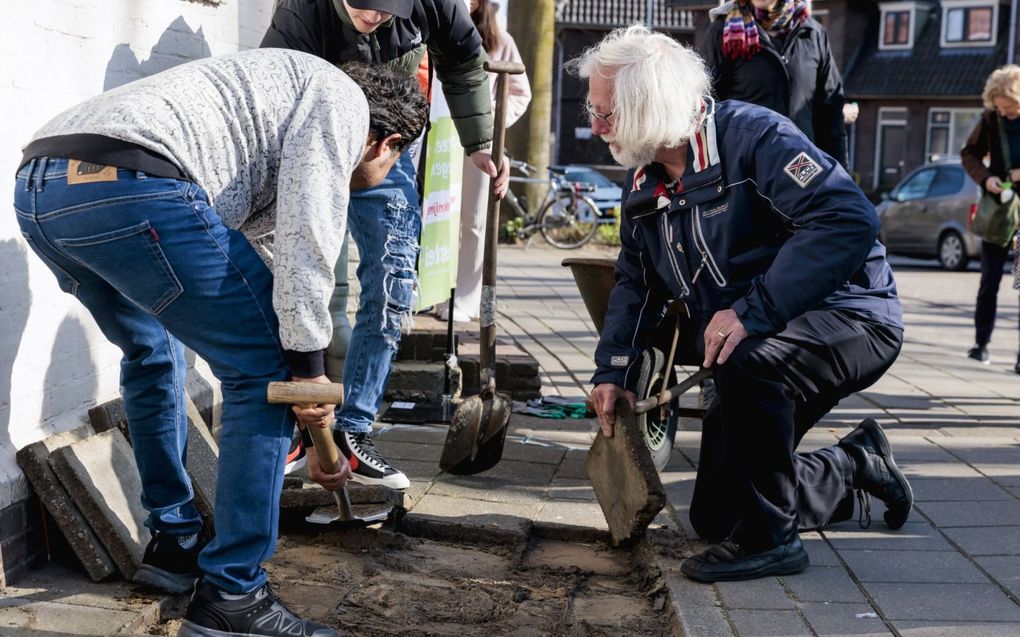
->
xmin=263 ymin=0 xmax=505 ymax=491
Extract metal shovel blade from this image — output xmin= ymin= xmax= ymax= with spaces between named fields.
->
xmin=305 ymin=484 xmax=390 ymax=526
xmin=439 ymin=385 xmax=511 ymax=474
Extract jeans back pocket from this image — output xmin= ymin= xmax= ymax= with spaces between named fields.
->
xmin=57 ymin=221 xmax=183 ymax=314
xmin=21 ymin=233 xmax=80 ymax=297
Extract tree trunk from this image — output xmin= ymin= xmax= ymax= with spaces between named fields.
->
xmin=506 ymin=0 xmax=554 ymax=227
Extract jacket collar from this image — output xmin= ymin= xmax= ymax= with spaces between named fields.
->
xmin=624 ymin=98 xmax=722 ymax=216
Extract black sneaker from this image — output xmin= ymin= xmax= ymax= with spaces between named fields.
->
xmin=335 ymin=431 xmax=410 ymax=490
xmin=1013 ymin=353 xmax=1020 ymax=375
xmin=284 ymin=426 xmax=307 ymax=476
xmin=133 ymin=524 xmax=213 ymax=593
xmin=967 ymin=345 xmax=990 ymax=364
xmin=179 ymin=579 xmax=338 ymax=637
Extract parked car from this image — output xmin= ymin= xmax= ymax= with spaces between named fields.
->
xmin=564 ymin=165 xmax=622 ymax=216
xmin=876 ymin=162 xmax=982 ymax=270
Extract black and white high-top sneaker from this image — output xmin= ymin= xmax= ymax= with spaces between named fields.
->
xmin=334 ymin=431 xmax=410 ymax=490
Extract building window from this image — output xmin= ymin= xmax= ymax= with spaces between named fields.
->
xmin=884 ymin=11 xmax=911 ymax=45
xmin=942 ymin=2 xmax=997 ymax=47
xmin=926 ymin=109 xmax=982 ymax=161
xmin=879 ymin=3 xmax=918 ymax=50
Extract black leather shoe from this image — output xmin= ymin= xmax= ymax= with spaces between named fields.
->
xmin=838 ymin=418 xmax=913 ymax=530
xmin=681 ymin=536 xmax=809 ymax=582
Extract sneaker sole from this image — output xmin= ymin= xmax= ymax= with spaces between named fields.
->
xmin=681 ymin=550 xmax=810 ymax=583
xmin=860 ymin=419 xmax=914 ymax=530
xmin=177 ymin=619 xmax=247 ymax=637
xmin=133 ymin=564 xmax=199 ymax=594
xmin=350 ymin=472 xmax=410 ymax=490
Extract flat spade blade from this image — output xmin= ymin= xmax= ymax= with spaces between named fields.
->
xmin=439 ymin=386 xmax=511 ymax=474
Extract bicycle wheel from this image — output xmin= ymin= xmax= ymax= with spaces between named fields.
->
xmin=537 ymin=194 xmax=601 ymax=249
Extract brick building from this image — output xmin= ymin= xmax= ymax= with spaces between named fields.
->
xmin=562 ymin=0 xmax=1017 ymax=196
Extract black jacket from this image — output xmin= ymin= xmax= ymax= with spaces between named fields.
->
xmin=961 ymin=110 xmax=1015 ymax=191
xmin=700 ymin=17 xmax=847 ymax=168
xmin=262 ymin=0 xmax=492 ymax=153
xmin=592 ymin=100 xmax=900 ymax=390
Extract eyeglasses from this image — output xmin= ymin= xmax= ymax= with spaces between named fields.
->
xmin=585 ymin=100 xmax=615 ymax=125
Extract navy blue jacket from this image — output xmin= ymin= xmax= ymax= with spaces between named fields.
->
xmin=592 ymin=100 xmax=902 ymax=390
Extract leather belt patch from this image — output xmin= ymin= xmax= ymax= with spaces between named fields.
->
xmin=67 ymin=160 xmax=118 ymax=185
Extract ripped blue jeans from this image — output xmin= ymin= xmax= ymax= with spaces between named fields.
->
xmin=334 ymin=151 xmax=419 ymax=433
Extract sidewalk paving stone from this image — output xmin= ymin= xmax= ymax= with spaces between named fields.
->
xmin=914 ymin=501 xmax=1020 ymax=527
xmin=728 ymin=608 xmax=812 ymax=636
xmin=796 ymin=602 xmax=893 ymax=637
xmin=838 ymin=548 xmax=989 ymax=583
xmin=974 ymin=556 xmax=1020 ymax=597
xmin=783 ymin=566 xmax=869 ymax=603
xmin=715 ymin=577 xmax=795 ymax=610
xmin=909 ymin=477 xmax=1012 ymax=501
xmin=864 ymin=582 xmax=1020 ymax=621
xmin=941 ymin=526 xmax=1020 ymax=555
xmin=823 ymin=521 xmax=956 ymax=552
xmin=896 ymin=621 xmax=1020 ymax=636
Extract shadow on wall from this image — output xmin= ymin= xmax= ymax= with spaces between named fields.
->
xmin=42 ymin=317 xmax=99 ymax=429
xmin=0 ymin=240 xmax=31 ymax=460
xmin=104 ymin=16 xmax=212 ymax=91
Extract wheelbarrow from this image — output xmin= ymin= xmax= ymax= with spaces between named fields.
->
xmin=561 ymin=257 xmax=709 ymax=470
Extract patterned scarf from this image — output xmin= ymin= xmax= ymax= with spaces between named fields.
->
xmin=721 ymin=0 xmax=811 ymax=61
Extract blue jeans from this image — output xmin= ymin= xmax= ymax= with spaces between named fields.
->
xmin=333 ymin=151 xmax=420 ymax=432
xmin=14 ymin=158 xmax=291 ymax=594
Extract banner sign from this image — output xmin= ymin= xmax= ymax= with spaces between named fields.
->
xmin=416 ymin=81 xmax=463 ymax=310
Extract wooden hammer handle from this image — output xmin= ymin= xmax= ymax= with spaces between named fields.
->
xmin=267 ymin=381 xmax=343 ymax=473
xmin=267 ymin=381 xmax=343 ymax=405
xmin=484 ymin=61 xmax=525 ymax=75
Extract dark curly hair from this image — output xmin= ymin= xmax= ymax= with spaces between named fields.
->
xmin=341 ymin=62 xmax=429 ymax=150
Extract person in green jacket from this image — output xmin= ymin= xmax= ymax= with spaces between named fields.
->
xmin=263 ymin=0 xmax=507 ymax=489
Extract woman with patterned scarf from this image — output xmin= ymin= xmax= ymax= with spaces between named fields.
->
xmin=700 ymin=0 xmax=848 ymax=168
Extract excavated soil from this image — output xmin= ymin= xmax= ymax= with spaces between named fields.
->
xmin=153 ymin=527 xmax=674 ymax=636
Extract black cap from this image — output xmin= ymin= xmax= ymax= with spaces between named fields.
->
xmin=346 ymin=0 xmax=413 ymax=19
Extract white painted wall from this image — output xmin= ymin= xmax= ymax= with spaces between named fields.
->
xmin=0 ymin=0 xmax=275 ymax=509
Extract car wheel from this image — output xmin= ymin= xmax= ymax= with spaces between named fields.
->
xmin=937 ymin=231 xmax=969 ymax=271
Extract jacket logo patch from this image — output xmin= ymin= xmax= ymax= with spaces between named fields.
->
xmin=702 ymin=202 xmax=729 ymax=218
xmin=783 ymin=152 xmax=822 ymax=188
xmin=611 ymin=355 xmax=629 ymax=367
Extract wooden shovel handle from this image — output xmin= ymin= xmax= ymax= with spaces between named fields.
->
xmin=305 ymin=424 xmax=340 ymax=475
xmin=484 ymin=61 xmax=525 ymax=75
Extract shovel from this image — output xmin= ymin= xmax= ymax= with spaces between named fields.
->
xmin=439 ymin=60 xmax=526 ymax=475
xmin=268 ymin=381 xmax=390 ymax=525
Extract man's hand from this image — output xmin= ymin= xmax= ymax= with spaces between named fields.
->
xmin=986 ymin=175 xmax=1004 ymax=194
xmin=290 ymin=374 xmax=336 ymax=429
xmin=590 ymin=383 xmax=636 ymax=438
xmin=290 ymin=374 xmax=351 ymax=491
xmin=469 ymin=150 xmax=510 ymax=198
xmin=703 ymin=309 xmax=748 ymax=368
xmin=304 ymin=444 xmax=352 ymax=491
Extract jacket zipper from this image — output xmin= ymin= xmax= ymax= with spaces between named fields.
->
xmin=661 ymin=213 xmax=691 ymax=298
xmin=691 ymin=205 xmax=727 ymax=287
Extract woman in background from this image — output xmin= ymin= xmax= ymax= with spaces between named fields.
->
xmin=440 ymin=0 xmax=531 ymax=322
xmin=700 ymin=0 xmax=847 ymax=168
xmin=960 ymin=65 xmax=1020 ymax=374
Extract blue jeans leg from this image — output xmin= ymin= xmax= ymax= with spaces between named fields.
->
xmin=14 ymin=159 xmax=290 ymax=593
xmin=337 ymin=152 xmax=420 ymax=433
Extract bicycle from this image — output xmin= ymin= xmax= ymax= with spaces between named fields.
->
xmin=503 ymin=158 xmax=607 ymax=249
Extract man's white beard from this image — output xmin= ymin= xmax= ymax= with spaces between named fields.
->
xmin=604 ymin=137 xmax=657 ymax=169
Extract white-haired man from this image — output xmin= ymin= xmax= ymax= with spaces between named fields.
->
xmin=574 ymin=26 xmax=913 ymax=582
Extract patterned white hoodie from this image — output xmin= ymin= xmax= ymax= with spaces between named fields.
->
xmin=26 ymin=48 xmax=368 ymax=358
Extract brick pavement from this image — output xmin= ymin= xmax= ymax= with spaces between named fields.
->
xmin=3 ymin=244 xmax=1018 ymax=636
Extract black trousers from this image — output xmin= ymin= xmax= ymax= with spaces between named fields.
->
xmin=975 ymin=240 xmax=1019 ymax=347
xmin=671 ymin=309 xmax=902 ymax=551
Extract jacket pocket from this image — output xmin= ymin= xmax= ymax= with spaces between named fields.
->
xmin=57 ymin=221 xmax=183 ymax=314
